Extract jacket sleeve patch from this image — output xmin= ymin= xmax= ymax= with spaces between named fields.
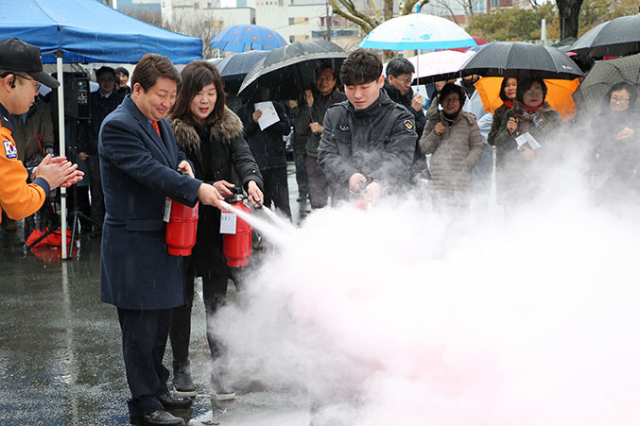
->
xmin=3 ymin=140 xmax=17 ymax=159
xmin=403 ymin=120 xmax=414 ymax=132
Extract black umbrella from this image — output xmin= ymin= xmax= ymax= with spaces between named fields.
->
xmin=238 ymin=40 xmax=348 ymax=100
xmin=572 ymin=53 xmax=640 ymax=113
xmin=215 ymin=50 xmax=269 ymax=95
xmin=459 ymin=41 xmax=584 ymax=80
xmin=569 ymin=15 xmax=640 ymax=59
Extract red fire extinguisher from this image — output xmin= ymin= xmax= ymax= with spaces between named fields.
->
xmin=222 ymin=188 xmax=253 ymax=267
xmin=352 ymin=180 xmax=370 ymax=211
xmin=166 ymin=200 xmax=199 ymax=256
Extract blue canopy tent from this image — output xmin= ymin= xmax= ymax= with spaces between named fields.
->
xmin=0 ymin=0 xmax=202 ymax=257
xmin=0 ymin=0 xmax=202 ymax=63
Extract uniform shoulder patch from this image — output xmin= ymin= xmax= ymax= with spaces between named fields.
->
xmin=403 ymin=120 xmax=414 ymax=131
xmin=3 ymin=140 xmax=17 ymax=159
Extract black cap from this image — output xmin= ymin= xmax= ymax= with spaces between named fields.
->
xmin=95 ymin=66 xmax=116 ymax=80
xmin=0 ymin=38 xmax=59 ymax=89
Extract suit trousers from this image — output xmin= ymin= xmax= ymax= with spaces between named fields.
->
xmin=305 ymin=155 xmax=328 ymax=209
xmin=117 ymin=307 xmax=171 ymax=417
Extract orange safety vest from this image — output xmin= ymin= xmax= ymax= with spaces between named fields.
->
xmin=0 ymin=119 xmax=46 ymax=224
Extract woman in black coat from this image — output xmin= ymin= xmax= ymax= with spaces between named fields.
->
xmin=590 ymin=82 xmax=639 ymax=203
xmin=168 ymin=61 xmax=263 ymax=401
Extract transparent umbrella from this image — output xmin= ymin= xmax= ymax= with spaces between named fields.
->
xmin=359 ymin=13 xmax=477 ymax=51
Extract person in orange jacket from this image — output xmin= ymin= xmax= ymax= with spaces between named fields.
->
xmin=0 ymin=38 xmax=83 ymax=225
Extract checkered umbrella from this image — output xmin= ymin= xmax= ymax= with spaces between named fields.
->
xmin=573 ymin=53 xmax=640 ymax=112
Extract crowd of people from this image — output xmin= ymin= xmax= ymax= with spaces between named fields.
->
xmin=1 ymin=35 xmax=638 ymax=426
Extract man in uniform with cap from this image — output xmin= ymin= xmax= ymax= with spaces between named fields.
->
xmin=78 ymin=66 xmax=124 ymax=231
xmin=0 ymin=37 xmax=83 ymax=226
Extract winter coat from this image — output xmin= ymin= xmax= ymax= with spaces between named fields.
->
xmin=384 ymin=81 xmax=429 ymax=180
xmin=289 ymin=97 xmax=312 ymax=154
xmin=237 ymin=101 xmax=290 ymax=170
xmin=487 ymin=104 xmax=509 ymax=148
xmin=170 ymin=107 xmax=263 ymax=275
xmin=301 ymin=89 xmax=348 ymax=157
xmin=318 ymin=90 xmax=417 ymax=203
xmin=99 ymin=96 xmax=201 ymax=310
xmin=11 ymin=101 xmax=54 ymax=164
xmin=420 ymin=110 xmax=484 ymax=196
xmin=491 ymin=103 xmax=562 ymax=205
xmin=589 ymin=109 xmax=640 ymax=200
xmin=383 ymin=82 xmax=427 ymax=138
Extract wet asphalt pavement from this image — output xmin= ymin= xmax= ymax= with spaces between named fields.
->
xmin=0 ymin=165 xmax=311 ymax=425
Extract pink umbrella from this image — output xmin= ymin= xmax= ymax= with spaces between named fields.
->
xmin=407 ymin=50 xmax=469 ymax=85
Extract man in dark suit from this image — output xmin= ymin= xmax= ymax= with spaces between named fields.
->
xmin=99 ymin=54 xmax=224 ymax=426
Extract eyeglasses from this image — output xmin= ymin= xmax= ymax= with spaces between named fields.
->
xmin=396 ymin=76 xmax=413 ymax=86
xmin=524 ymin=88 xmax=543 ymax=96
xmin=611 ymin=96 xmax=630 ymax=104
xmin=442 ymin=97 xmax=460 ymax=103
xmin=15 ymin=74 xmax=41 ymax=91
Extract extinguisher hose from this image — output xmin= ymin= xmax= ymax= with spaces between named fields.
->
xmin=254 ymin=200 xmax=292 ymax=230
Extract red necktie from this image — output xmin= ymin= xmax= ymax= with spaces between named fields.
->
xmin=152 ymin=121 xmax=161 ymax=137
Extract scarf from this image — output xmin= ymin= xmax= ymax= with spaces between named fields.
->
xmin=442 ymin=110 xmax=460 ymax=126
xmin=518 ymin=101 xmax=549 ymax=131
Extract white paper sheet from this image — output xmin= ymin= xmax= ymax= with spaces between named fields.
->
xmin=515 ymin=132 xmax=542 ymax=150
xmin=255 ymin=101 xmax=280 ymax=131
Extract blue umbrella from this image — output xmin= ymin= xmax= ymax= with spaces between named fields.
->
xmin=359 ymin=13 xmax=476 ymax=51
xmin=210 ymin=24 xmax=287 ymax=53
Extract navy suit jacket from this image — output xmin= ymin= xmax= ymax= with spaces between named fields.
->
xmin=98 ymin=96 xmax=202 ymax=310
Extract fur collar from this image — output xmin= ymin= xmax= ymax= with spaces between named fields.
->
xmin=170 ymin=106 xmax=244 ymax=153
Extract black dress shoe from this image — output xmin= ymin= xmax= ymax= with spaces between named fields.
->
xmin=139 ymin=409 xmax=185 ymax=425
xmin=158 ymin=392 xmax=193 ymax=410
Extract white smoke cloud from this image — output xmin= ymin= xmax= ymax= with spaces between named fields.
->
xmin=213 ymin=134 xmax=640 ymax=425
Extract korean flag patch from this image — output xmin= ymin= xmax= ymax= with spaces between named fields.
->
xmin=3 ymin=140 xmax=17 ymax=159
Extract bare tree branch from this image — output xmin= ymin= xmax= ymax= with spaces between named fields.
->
xmin=366 ymin=0 xmax=382 ymax=22
xmin=329 ymin=0 xmax=378 ymax=33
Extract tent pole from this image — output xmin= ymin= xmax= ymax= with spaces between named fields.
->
xmin=56 ymin=52 xmax=68 ymax=260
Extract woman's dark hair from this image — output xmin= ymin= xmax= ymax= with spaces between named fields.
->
xmin=438 ymin=83 xmax=465 ymax=109
xmin=114 ymin=66 xmax=129 ymax=78
xmin=340 ymin=49 xmax=383 ymax=86
xmin=131 ymin=53 xmax=181 ymax=91
xmin=171 ymin=60 xmax=226 ymax=125
xmin=605 ymin=82 xmax=637 ymax=110
xmin=499 ymin=77 xmax=517 ymax=102
xmin=516 ymin=77 xmax=547 ymax=104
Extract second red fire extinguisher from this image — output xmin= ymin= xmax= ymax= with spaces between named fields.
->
xmin=222 ymin=188 xmax=253 ymax=267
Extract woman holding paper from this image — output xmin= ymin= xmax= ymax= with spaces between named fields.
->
xmin=168 ymin=60 xmax=263 ymax=401
xmin=490 ymin=76 xmax=561 ymax=212
xmin=420 ymin=83 xmax=484 ymax=212
xmin=237 ymin=96 xmax=292 ymax=218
